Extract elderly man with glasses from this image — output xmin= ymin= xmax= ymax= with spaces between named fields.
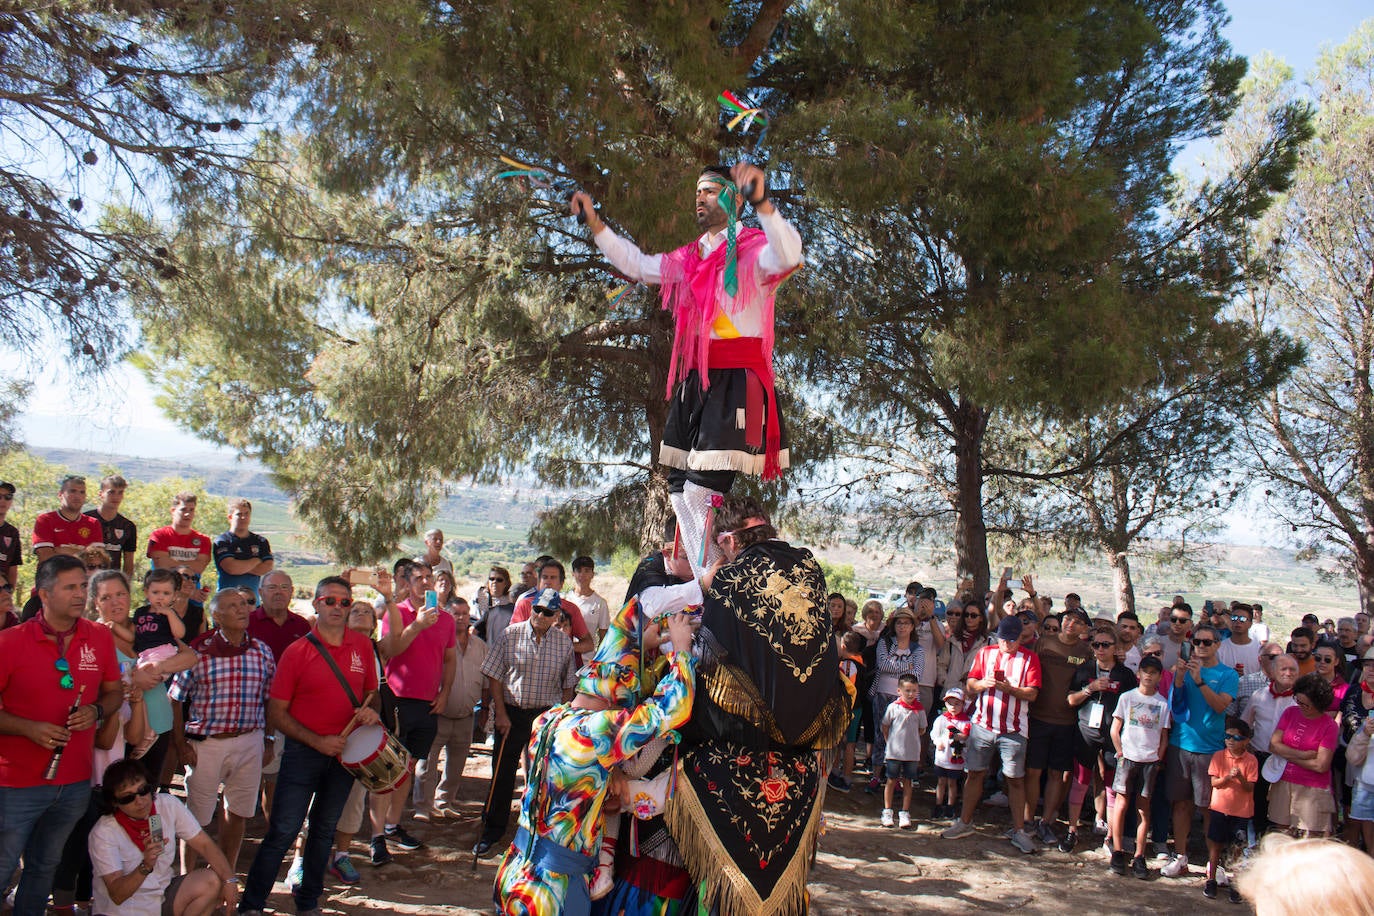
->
xmin=473 ymin=588 xmax=578 ymax=858
xmin=1161 ymin=624 xmax=1238 ymax=878
xmin=1242 ymin=650 xmax=1299 ymax=837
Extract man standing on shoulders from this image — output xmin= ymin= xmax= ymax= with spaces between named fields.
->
xmin=84 ymin=475 xmax=137 ymax=579
xmin=213 ymin=499 xmax=275 ymax=603
xmin=168 ymin=588 xmax=276 ymax=871
xmin=943 ymin=615 xmax=1042 ymax=854
xmin=472 ymin=588 xmax=578 ymax=857
xmin=147 ymin=493 xmax=211 ymax=584
xmin=369 ymin=560 xmax=456 ymax=865
xmin=0 ymin=555 xmax=121 ymax=916
xmin=566 ymin=555 xmax=610 ymax=646
xmin=415 ymin=529 xmax=453 ymax=577
xmin=0 ymin=481 xmax=21 ymax=589
xmin=1161 ymin=624 xmax=1237 ymax=879
xmin=238 ymin=577 xmax=380 ymax=916
xmin=32 ymin=475 xmax=101 ymax=562
xmin=414 ymin=596 xmax=487 ymax=820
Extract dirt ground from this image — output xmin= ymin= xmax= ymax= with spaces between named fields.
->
xmin=225 ymin=740 xmax=1251 ymax=916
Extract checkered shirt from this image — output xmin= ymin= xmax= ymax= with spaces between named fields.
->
xmin=168 ymin=633 xmax=276 ymax=736
xmin=479 ymin=619 xmax=577 ymax=710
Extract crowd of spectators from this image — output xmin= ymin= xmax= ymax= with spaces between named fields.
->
xmin=0 ymin=472 xmax=1369 ymax=913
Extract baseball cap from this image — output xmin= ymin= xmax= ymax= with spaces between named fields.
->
xmin=995 ymin=616 xmax=1023 ymax=642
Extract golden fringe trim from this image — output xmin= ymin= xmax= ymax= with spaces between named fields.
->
xmin=666 ymin=759 xmax=824 ymax=916
xmin=703 ymin=665 xmax=855 ymax=750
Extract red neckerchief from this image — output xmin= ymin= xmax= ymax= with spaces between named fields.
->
xmin=896 ymin=697 xmax=924 ymax=713
xmin=36 ymin=613 xmax=77 ymax=658
xmin=960 ymin=632 xmax=980 ymax=653
xmin=114 ymin=797 xmax=157 ymax=852
xmin=200 ymin=628 xmax=250 ymax=659
xmin=1270 ymin=683 xmax=1294 ymax=698
xmin=1360 ymin=680 xmax=1374 ymax=698
xmin=943 ymin=709 xmax=969 ymax=724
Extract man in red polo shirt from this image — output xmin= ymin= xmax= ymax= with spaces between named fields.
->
xmin=0 ymin=554 xmax=121 ymax=916
xmin=147 ymin=492 xmax=211 ymax=582
xmin=32 ymin=475 xmax=102 ymax=563
xmin=239 ymin=577 xmax=379 ymax=916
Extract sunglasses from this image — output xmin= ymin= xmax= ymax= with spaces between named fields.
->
xmin=1229 ymin=615 xmax=1251 ymax=623
xmin=1140 ymin=650 xmax=1163 ymax=658
xmin=488 ymin=577 xmax=507 ymax=583
xmin=1315 ymin=656 xmax=1338 ymax=664
xmin=316 ymin=596 xmax=349 ymax=607
xmin=1223 ymin=733 xmax=1247 ymax=742
xmin=1091 ymin=641 xmax=1115 ymax=649
xmin=946 ymin=611 xmax=964 ymax=618
xmin=532 ymin=606 xmax=558 ymax=617
xmin=54 ymin=658 xmax=74 ymax=690
xmin=1190 ymin=638 xmax=1216 ymax=647
xmin=1170 ymin=616 xmax=1191 ymax=624
xmin=113 ymin=784 xmax=154 ymax=805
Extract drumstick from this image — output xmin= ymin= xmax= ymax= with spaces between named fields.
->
xmin=340 ymin=691 xmax=378 ymax=739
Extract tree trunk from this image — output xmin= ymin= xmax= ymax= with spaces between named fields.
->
xmin=640 ymin=466 xmax=672 ymax=556
xmin=1357 ymin=541 xmax=1374 ymax=618
xmin=1109 ymin=550 xmax=1136 ymax=617
xmin=952 ymin=398 xmax=990 ymax=597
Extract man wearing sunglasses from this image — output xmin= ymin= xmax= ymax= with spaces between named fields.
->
xmin=0 ymin=554 xmax=121 ymax=916
xmin=1160 ymin=603 xmax=1194 ymax=670
xmin=1217 ymin=604 xmax=1262 ymax=679
xmin=474 ymin=588 xmax=578 ymax=857
xmin=239 ymin=576 xmax=380 ymax=916
xmin=1161 ymin=623 xmax=1238 ymax=878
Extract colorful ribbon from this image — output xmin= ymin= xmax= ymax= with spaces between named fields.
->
xmin=606 ymin=283 xmax=632 ymax=308
xmin=717 ymin=90 xmax=768 ymax=135
xmin=702 ymin=174 xmax=741 ymax=296
xmin=494 ymin=154 xmax=554 ymax=188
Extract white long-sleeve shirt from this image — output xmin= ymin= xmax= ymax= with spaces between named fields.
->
xmin=594 ymin=210 xmax=803 ymax=340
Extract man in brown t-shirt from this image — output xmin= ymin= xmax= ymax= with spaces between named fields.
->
xmin=1024 ymin=607 xmax=1091 ymax=849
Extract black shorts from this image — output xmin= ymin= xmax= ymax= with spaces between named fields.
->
xmin=1026 ymin=719 xmax=1076 ymax=772
xmin=1206 ymin=810 xmax=1249 ymax=845
xmin=660 ymin=367 xmax=789 ymax=477
xmin=381 ymin=687 xmax=438 ymax=759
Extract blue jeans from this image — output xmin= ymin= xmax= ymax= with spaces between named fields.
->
xmin=0 ymin=780 xmax=90 ymax=916
xmin=241 ymin=738 xmax=355 ymax=913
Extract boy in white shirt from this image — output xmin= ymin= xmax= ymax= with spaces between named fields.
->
xmin=880 ymin=674 xmax=928 ymax=829
xmin=1109 ymin=656 xmax=1172 ymax=879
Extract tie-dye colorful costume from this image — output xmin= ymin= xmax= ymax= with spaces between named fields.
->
xmin=494 ymin=598 xmax=696 ymax=916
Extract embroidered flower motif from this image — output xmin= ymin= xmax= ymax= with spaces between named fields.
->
xmin=633 ymin=793 xmax=656 ymax=819
xmin=735 ymin=754 xmax=752 ymax=767
xmin=760 ymin=775 xmax=790 ymax=804
xmin=710 ymin=493 xmax=724 ymax=508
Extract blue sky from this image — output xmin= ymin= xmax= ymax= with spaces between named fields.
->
xmin=16 ymin=4 xmax=1374 ymax=536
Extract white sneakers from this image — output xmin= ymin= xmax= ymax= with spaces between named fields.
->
xmin=881 ymin=808 xmax=895 ymax=828
xmin=1161 ymin=853 xmax=1189 ymax=878
xmin=898 ymin=811 xmax=912 ymax=830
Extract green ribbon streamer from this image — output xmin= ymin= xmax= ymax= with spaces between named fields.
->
xmin=707 ymin=176 xmax=741 ymax=297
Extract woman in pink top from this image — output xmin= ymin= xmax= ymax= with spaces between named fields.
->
xmin=1269 ymin=673 xmax=1340 ymax=837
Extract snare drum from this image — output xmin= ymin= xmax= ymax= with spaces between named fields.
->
xmin=338 ymin=725 xmax=413 ymax=794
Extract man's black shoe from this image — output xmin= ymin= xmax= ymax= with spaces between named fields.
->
xmin=472 ymin=836 xmax=499 ymax=857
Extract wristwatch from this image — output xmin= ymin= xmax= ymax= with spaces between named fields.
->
xmin=138 ymin=862 xmax=153 ymax=875
xmin=91 ymin=704 xmax=104 ymax=727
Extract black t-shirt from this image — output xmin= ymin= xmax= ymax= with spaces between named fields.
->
xmin=133 ymin=604 xmax=177 ymax=654
xmin=0 ymin=521 xmax=20 ymax=582
xmin=84 ymin=510 xmax=137 ymax=571
xmin=1070 ymin=660 xmax=1138 ymax=746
